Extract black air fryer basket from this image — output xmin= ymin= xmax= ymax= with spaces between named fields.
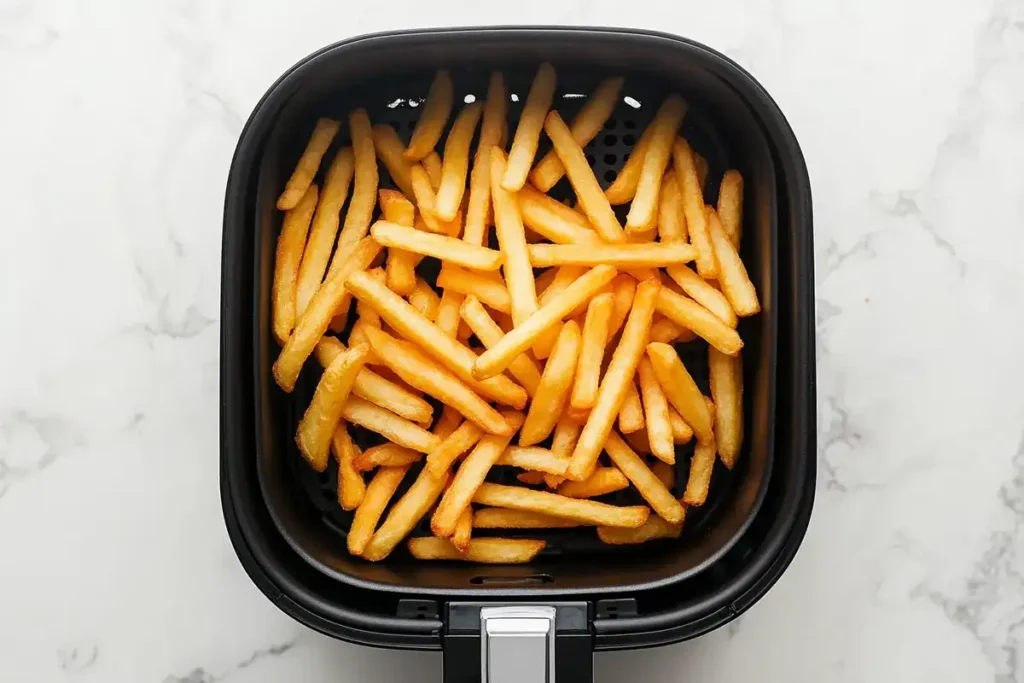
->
xmin=221 ymin=27 xmax=815 ymax=682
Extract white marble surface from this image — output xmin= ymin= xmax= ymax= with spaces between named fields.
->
xmin=1 ymin=0 xmax=1022 ymax=681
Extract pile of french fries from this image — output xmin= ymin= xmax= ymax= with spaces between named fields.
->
xmin=270 ymin=65 xmax=758 ymax=565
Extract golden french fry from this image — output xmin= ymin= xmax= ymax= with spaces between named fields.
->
xmin=518 ymin=187 xmax=600 ymax=246
xmin=606 ymin=274 xmax=637 ymax=338
xmin=664 ymin=264 xmax=737 ymax=327
xmin=556 ymin=467 xmax=630 ymax=498
xmin=498 ymin=446 xmax=570 ymax=475
xmin=527 ymin=242 xmax=696 ymax=269
xmin=405 ymin=70 xmax=454 ymax=161
xmin=673 ymin=138 xmax=717 ymax=277
xmin=450 ymin=508 xmax=474 ymax=552
xmin=434 ymin=288 xmax=464 ymax=338
xmin=683 ymin=439 xmax=716 ymax=506
xmin=707 ymin=208 xmax=761 ymax=316
xmin=502 ymin=63 xmax=557 ymax=191
xmin=604 ymin=431 xmax=684 ymax=523
xmin=569 ymin=293 xmax=613 ymax=412
xmin=272 ymin=184 xmax=318 ymax=344
xmin=566 ymin=277 xmax=660 ymax=481
xmin=544 ymin=110 xmax=624 ymax=243
xmin=694 ymin=152 xmax=709 ymax=190
xmin=668 ymin=405 xmax=694 ymax=444
xmin=529 ymin=77 xmax=624 ymax=191
xmin=347 ymin=318 xmax=373 ymax=352
xmin=408 ymin=277 xmax=441 ymax=320
xmin=433 ymin=405 xmax=463 ymax=441
xmin=426 ymin=420 xmax=485 ymax=476
xmin=363 ymin=467 xmax=450 ymax=561
xmin=626 ymin=95 xmax=687 ymax=232
xmin=474 ymin=508 xmax=584 ymax=528
xmin=605 ymin=120 xmax=654 ymax=205
xmin=407 ymin=536 xmax=545 ymax=563
xmin=333 ymin=424 xmax=365 ymax=510
xmin=371 ymin=221 xmax=502 ymax=271
xmin=474 ymin=483 xmax=648 ymax=528
xmin=637 ymin=357 xmax=675 ymax=464
xmin=598 ymin=514 xmax=683 ymax=545
xmin=646 ymin=342 xmax=713 ymax=443
xmin=617 ymin=379 xmax=645 ymax=434
xmin=520 ymin=321 xmax=581 ymax=446
xmin=348 ymin=465 xmax=409 ymax=556
xmin=422 ymin=151 xmax=443 ymax=189
xmin=656 ymin=287 xmax=743 ymax=355
xmin=379 ymin=189 xmax=419 ymax=296
xmin=623 ymin=429 xmax=652 ymax=455
xmin=490 ymin=147 xmax=539 ymax=327
xmin=330 ymin=110 xmax=378 ymax=274
xmin=718 ymin=170 xmax=743 ymax=247
xmin=657 ymin=168 xmax=687 ymax=244
xmin=410 ymin=164 xmax=448 ymax=234
xmin=648 ymin=316 xmax=694 ymax=344
xmin=371 ymin=124 xmax=416 ymax=199
xmin=364 ymin=328 xmax=512 ymax=436
xmin=464 ymin=73 xmax=508 ymax=246
xmin=356 ymin=267 xmax=386 ymax=328
xmin=439 ymin=267 xmax=511 ymax=314
xmin=342 ymin=396 xmax=440 ymax=453
xmin=295 ymin=345 xmax=371 ymax=471
xmin=434 ymin=103 xmax=484 ymax=220
xmin=460 ymin=296 xmax=542 ymax=396
xmin=652 ymin=460 xmax=676 ymax=489
xmin=474 ymin=265 xmax=618 ymax=380
xmin=533 ymin=265 xmax=587 ymax=359
xmin=709 ymin=348 xmax=743 ymax=468
xmin=432 ymin=412 xmax=525 ymax=537
xmin=277 ymin=118 xmax=340 ymax=210
xmin=544 ymin=416 xmax=581 ymax=488
xmin=517 ymin=471 xmax=546 ymax=485
xmin=354 ymin=443 xmax=422 ymax=471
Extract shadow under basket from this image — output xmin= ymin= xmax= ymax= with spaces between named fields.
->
xmin=221 ymin=26 xmax=816 ymax=680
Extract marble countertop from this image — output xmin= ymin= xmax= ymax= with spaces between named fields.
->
xmin=2 ymin=1 xmax=1023 ymax=681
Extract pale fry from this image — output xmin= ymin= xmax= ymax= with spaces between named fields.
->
xmin=435 ymin=103 xmax=484 ymax=220
xmin=556 ymin=467 xmax=630 ymax=498
xmin=363 ymin=467 xmax=450 ymax=561
xmin=407 ymin=536 xmax=545 ymax=564
xmin=473 ymin=483 xmax=649 ymax=528
xmin=380 ymin=189 xmax=419 ymax=296
xmin=607 ymin=274 xmax=636 ymax=337
xmin=673 ymin=138 xmax=717 ymax=277
xmin=646 ymin=342 xmax=713 ymax=443
xmin=277 ymin=118 xmax=340 ymax=210
xmin=521 ymin=321 xmax=582 ymax=446
xmin=371 ymin=124 xmax=416 ymax=198
xmin=371 ymin=220 xmax=502 ymax=271
xmin=597 ymin=515 xmax=683 ymax=545
xmin=657 ymin=168 xmax=687 ymax=243
xmin=570 ymin=293 xmax=613 ymax=412
xmin=626 ymin=95 xmax=687 ymax=231
xmin=272 ymin=184 xmax=318 ymax=344
xmin=497 ymin=446 xmax=570 ymax=475
xmin=707 ymin=207 xmax=761 ymax=316
xmin=422 ymin=151 xmax=442 ymax=189
xmin=295 ymin=344 xmax=371 ymax=471
xmin=683 ymin=439 xmax=716 ymax=506
xmin=347 ymin=271 xmax=528 ymax=408
xmin=439 ymin=267 xmax=511 ymax=313
xmin=474 ymin=508 xmax=584 ymax=529
xmin=473 ymin=265 xmax=618 ymax=380
xmin=408 ymin=277 xmax=441 ymax=320
xmin=518 ymin=187 xmax=601 ymax=245
xmin=637 ymin=357 xmax=675 ymax=464
xmin=529 ymin=77 xmax=624 ymax=191
xmin=502 ymin=63 xmax=556 ymax=191
xmin=527 ymin=242 xmax=696 ymax=268
xmin=405 ymin=70 xmax=454 ymax=161
xmin=348 ymin=465 xmax=409 ymax=556
xmin=460 ymin=296 xmax=542 ymax=396
xmin=544 ymin=110 xmax=625 ymax=242
xmin=342 ymin=396 xmax=441 ymax=453
xmin=605 ymin=120 xmax=654 ymax=205
xmin=432 ymin=412 xmax=525 ymax=537
xmin=333 ymin=424 xmax=366 ymax=510
xmin=604 ymin=431 xmax=684 ymax=523
xmin=331 ymin=109 xmax=378 ymax=269
xmin=490 ymin=147 xmax=539 ymax=327
xmin=464 ymin=73 xmax=507 ymax=246
xmin=656 ymin=287 xmax=743 ymax=355
xmin=566 ymin=277 xmax=660 ymax=481
xmin=718 ymin=170 xmax=744 ymax=247
xmin=295 ymin=148 xmax=355 ymax=316
xmin=617 ymin=379 xmax=645 ymax=434
xmin=426 ymin=420 xmax=485 ymax=477
xmin=354 ymin=443 xmax=423 ymax=471
xmin=709 ymin=347 xmax=744 ymax=468
xmin=668 ymin=405 xmax=695 ymax=444
xmin=665 ymin=264 xmax=737 ymax=327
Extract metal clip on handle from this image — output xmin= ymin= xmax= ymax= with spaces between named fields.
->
xmin=481 ymin=606 xmax=557 ymax=683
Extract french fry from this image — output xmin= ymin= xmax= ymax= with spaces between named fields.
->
xmin=556 ymin=467 xmax=630 ymax=498
xmin=502 ymin=63 xmax=556 ymax=191
xmin=673 ymin=138 xmax=717 ymax=278
xmin=646 ymin=342 xmax=713 ymax=443
xmin=498 ymin=446 xmax=571 ymax=475
xmin=529 ymin=77 xmax=624 ymax=191
xmin=652 ymin=460 xmax=676 ymax=489
xmin=380 ymin=189 xmax=419 ymax=296
xmin=664 ymin=264 xmax=737 ymax=327
xmin=533 ymin=265 xmax=586 ymax=359
xmin=356 ymin=267 xmax=386 ymax=328
xmin=295 ymin=344 xmax=371 ymax=471
xmin=451 ymin=507 xmax=474 ymax=552
xmin=408 ymin=277 xmax=441 ymax=320
xmin=354 ymin=443 xmax=422 ymax=471
xmin=570 ymin=293 xmax=613 ymax=412
xmin=371 ymin=124 xmax=416 ymax=199
xmin=694 ymin=152 xmax=709 ymax=191
xmin=544 ymin=416 xmax=581 ymax=488
xmin=657 ymin=168 xmax=687 ymax=244
xmin=434 ymin=103 xmax=484 ymax=220
xmin=426 ymin=420 xmax=485 ymax=477
xmin=273 ymin=237 xmax=381 ymax=391
xmin=707 ymin=207 xmax=761 ymax=316
xmin=717 ymin=170 xmax=743 ymax=247
xmin=566 ymin=277 xmax=660 ymax=481
xmin=433 ymin=405 xmax=463 ymax=441
xmin=333 ymin=424 xmax=365 ymax=510
xmin=637 ymin=357 xmax=675 ymax=464
xmin=607 ymin=274 xmax=636 ymax=338
xmin=432 ymin=412 xmax=525 ymax=537
xmin=527 ymin=242 xmax=696 ymax=268
xmin=626 ymin=95 xmax=687 ymax=232
xmin=347 ymin=271 xmax=528 ymax=408
xmin=371 ymin=221 xmax=502 ymax=271
xmin=518 ymin=187 xmax=601 ymax=246
xmin=603 ymin=431 xmax=684 ymax=523
xmin=464 ymin=73 xmax=507 ymax=246
xmin=342 ymin=396 xmax=440 ymax=453
xmin=272 ymin=184 xmax=318 ymax=344
xmin=277 ymin=118 xmax=340 ymax=210
xmin=363 ymin=467 xmax=450 ymax=561
xmin=521 ymin=186 xmax=591 ymax=229
xmin=405 ymin=70 xmax=454 ymax=161
xmin=623 ymin=429 xmax=652 ymax=455
xmin=364 ymin=328 xmax=512 ymax=436
xmin=668 ymin=405 xmax=694 ymax=444
xmin=683 ymin=439 xmax=716 ymax=506
xmin=598 ymin=515 xmax=683 ymax=545
xmin=331 ymin=109 xmax=378 ymax=270
xmin=655 ymin=288 xmax=743 ymax=355
xmin=517 ymin=471 xmax=546 ymax=486
xmin=410 ymin=164 xmax=448 ymax=234
xmin=473 ymin=483 xmax=649 ymax=528
xmin=439 ymin=267 xmax=511 ymax=314
xmin=474 ymin=508 xmax=584 ymax=529
xmin=434 ymin=288 xmax=464 ymax=338
xmin=709 ymin=348 xmax=743 ymax=468
xmin=473 ymin=265 xmax=618 ymax=380
xmin=605 ymin=120 xmax=654 ymax=205
xmin=295 ymin=148 xmax=355 ymax=316
xmin=520 ymin=321 xmax=581 ymax=446
xmin=407 ymin=536 xmax=545 ymax=564
xmin=648 ymin=316 xmax=695 ymax=344
xmin=617 ymin=379 xmax=645 ymax=434
xmin=544 ymin=110 xmax=624 ymax=243
xmin=490 ymin=148 xmax=539 ymax=327
xmin=348 ymin=465 xmax=409 ymax=556
xmin=422 ymin=151 xmax=443 ymax=189
xmin=460 ymin=296 xmax=542 ymax=396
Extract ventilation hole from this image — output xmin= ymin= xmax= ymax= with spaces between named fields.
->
xmin=603 ymin=169 xmax=617 ymax=182
xmin=603 ymin=153 xmax=617 ymax=165
xmin=624 ymin=119 xmax=637 ymax=130
xmin=605 ymin=118 xmax=618 ymax=130
xmin=604 ymin=134 xmax=618 ymax=146
xmin=585 ymin=153 xmax=595 ymax=166
xmin=464 ymin=94 xmax=476 ymax=103
xmin=623 ymin=134 xmax=636 ymax=146
xmin=510 ymin=93 xmax=520 ymax=102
